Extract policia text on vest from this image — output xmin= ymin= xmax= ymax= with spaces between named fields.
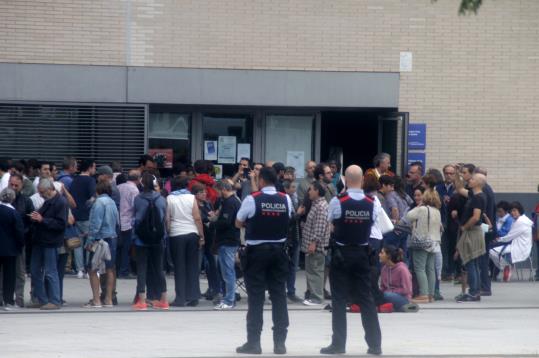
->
xmin=321 ymin=165 xmax=383 ymax=356
xmin=235 ymin=167 xmax=294 ymax=355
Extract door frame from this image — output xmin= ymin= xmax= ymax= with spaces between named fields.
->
xmin=377 ymin=112 xmax=409 ymax=176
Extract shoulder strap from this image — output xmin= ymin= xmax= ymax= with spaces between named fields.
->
xmin=427 ymin=206 xmax=430 ymax=230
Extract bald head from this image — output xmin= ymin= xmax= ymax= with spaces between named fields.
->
xmin=344 ymin=165 xmax=363 ymax=189
xmin=470 ymin=173 xmax=486 ymax=190
xmin=305 ymin=160 xmax=317 ymax=178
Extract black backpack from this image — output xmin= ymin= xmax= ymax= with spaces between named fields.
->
xmin=136 ymin=197 xmax=164 ymax=246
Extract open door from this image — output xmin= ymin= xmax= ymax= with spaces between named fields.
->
xmin=378 ymin=112 xmax=409 ymax=176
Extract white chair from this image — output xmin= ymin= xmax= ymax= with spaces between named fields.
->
xmin=513 ymin=246 xmax=536 ymax=281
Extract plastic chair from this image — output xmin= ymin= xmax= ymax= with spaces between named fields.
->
xmin=513 ymin=248 xmax=535 ymax=281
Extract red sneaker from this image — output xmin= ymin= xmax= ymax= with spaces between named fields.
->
xmin=153 ymin=300 xmax=170 ymax=310
xmin=132 ymin=301 xmax=148 ymax=311
xmin=350 ymin=304 xmax=361 ymax=313
xmin=378 ymin=303 xmax=394 ymax=313
xmin=503 ymin=266 xmax=511 ymax=282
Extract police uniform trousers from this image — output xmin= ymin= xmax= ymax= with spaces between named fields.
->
xmin=330 ymin=245 xmax=382 ymax=350
xmin=243 ymin=243 xmax=289 ymax=345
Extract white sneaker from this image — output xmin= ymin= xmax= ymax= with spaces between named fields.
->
xmin=3 ymin=304 xmax=19 ymax=311
xmin=84 ymin=273 xmax=90 ymax=279
xmin=303 ymin=299 xmax=323 ymax=306
xmin=214 ymin=302 xmax=234 ymax=310
xmin=77 ymin=271 xmax=84 ymax=279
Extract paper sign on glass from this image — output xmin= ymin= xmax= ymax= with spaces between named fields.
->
xmin=217 ymin=136 xmax=236 ymax=164
xmin=237 ymin=143 xmax=251 ymax=163
xmin=204 ymin=141 xmax=218 ymax=161
xmin=286 ymin=151 xmax=305 ymax=178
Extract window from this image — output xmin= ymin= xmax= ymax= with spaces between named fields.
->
xmin=0 ymin=103 xmax=145 ymax=169
xmin=148 ymin=112 xmax=190 ymax=175
xmin=265 ymin=114 xmax=314 ymax=178
xmin=202 ymin=113 xmax=253 ymax=177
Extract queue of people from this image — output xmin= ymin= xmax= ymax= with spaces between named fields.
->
xmin=0 ymin=154 xmax=536 ymax=321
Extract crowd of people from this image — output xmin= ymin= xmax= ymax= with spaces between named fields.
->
xmin=0 ymin=153 xmax=536 ymax=312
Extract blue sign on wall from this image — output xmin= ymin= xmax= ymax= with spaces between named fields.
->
xmin=408 ymin=123 xmax=426 ymax=150
xmin=408 ymin=152 xmax=426 ymax=174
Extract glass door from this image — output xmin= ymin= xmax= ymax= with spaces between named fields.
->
xmin=378 ymin=112 xmax=409 ymax=176
xmin=202 ymin=113 xmax=253 ymax=177
xmin=264 ymin=114 xmax=314 ymax=179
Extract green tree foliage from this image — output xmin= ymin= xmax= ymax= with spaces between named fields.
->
xmin=434 ymin=0 xmax=483 ymax=15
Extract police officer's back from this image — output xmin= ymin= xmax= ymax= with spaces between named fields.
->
xmin=235 ymin=167 xmax=293 ymax=355
xmin=321 ymin=165 xmax=382 ymax=356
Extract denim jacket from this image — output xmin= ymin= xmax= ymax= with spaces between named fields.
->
xmin=88 ymin=194 xmax=119 ymax=243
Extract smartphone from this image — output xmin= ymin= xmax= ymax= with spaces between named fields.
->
xmin=243 ymin=168 xmax=250 ymax=178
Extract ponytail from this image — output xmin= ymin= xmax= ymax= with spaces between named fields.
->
xmin=383 ymin=245 xmax=404 ymax=264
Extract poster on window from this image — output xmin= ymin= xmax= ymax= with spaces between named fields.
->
xmin=217 ymin=136 xmax=236 ymax=164
xmin=148 ymin=148 xmax=173 ymax=168
xmin=286 ymin=151 xmax=305 ymax=178
xmin=237 ymin=143 xmax=251 ymax=163
xmin=204 ymin=141 xmax=218 ymax=161
xmin=213 ymin=164 xmax=223 ymax=180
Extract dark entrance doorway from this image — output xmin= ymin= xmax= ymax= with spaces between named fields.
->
xmin=321 ymin=110 xmax=408 ymax=175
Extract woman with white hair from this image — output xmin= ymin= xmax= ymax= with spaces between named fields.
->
xmin=0 ymin=188 xmax=25 ymax=310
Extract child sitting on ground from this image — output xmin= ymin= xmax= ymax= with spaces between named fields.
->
xmin=378 ymin=245 xmax=418 ymax=312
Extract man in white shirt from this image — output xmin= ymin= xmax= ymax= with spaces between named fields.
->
xmin=0 ymin=159 xmax=11 ymax=192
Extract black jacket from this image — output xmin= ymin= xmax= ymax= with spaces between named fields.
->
xmin=33 ymin=193 xmax=68 ymax=248
xmin=13 ymin=193 xmax=34 ymax=234
xmin=0 ymin=205 xmax=24 ymax=256
xmin=214 ymin=195 xmax=241 ymax=247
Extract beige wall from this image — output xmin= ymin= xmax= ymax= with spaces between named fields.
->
xmin=1 ymin=0 xmax=538 ymax=192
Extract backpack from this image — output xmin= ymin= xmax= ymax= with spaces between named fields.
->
xmin=136 ymin=197 xmax=164 ymax=246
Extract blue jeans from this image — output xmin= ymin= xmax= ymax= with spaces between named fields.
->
xmin=31 ymin=246 xmax=61 ymax=305
xmin=73 ymin=220 xmax=90 ymax=272
xmin=383 ymin=292 xmax=409 ymax=311
xmin=217 ymin=245 xmax=238 ymax=305
xmin=286 ymin=239 xmax=299 ymax=295
xmin=465 ymin=258 xmax=480 ymax=296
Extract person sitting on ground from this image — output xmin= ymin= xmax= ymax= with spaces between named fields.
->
xmin=489 ymin=201 xmax=533 ymax=282
xmin=378 ymin=245 xmax=418 ymax=312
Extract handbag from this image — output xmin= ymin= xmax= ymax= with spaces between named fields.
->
xmin=376 ymin=208 xmax=394 ymax=235
xmin=408 ymin=206 xmax=434 ymax=251
xmin=64 ymin=224 xmax=82 ymax=250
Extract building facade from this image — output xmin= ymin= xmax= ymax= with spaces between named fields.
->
xmin=1 ymin=0 xmax=538 ymax=199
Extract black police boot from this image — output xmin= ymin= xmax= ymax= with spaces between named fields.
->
xmin=367 ymin=347 xmax=382 ymax=355
xmin=236 ymin=342 xmax=262 ymax=355
xmin=320 ymin=344 xmax=345 ymax=354
xmin=274 ymin=342 xmax=286 ymax=355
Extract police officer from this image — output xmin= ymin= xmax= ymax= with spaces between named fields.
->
xmin=235 ymin=167 xmax=293 ymax=355
xmin=321 ymin=165 xmax=382 ymax=356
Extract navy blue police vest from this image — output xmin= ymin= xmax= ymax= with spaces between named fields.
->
xmin=245 ymin=191 xmax=290 ymax=241
xmin=333 ymin=192 xmax=374 ymax=246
